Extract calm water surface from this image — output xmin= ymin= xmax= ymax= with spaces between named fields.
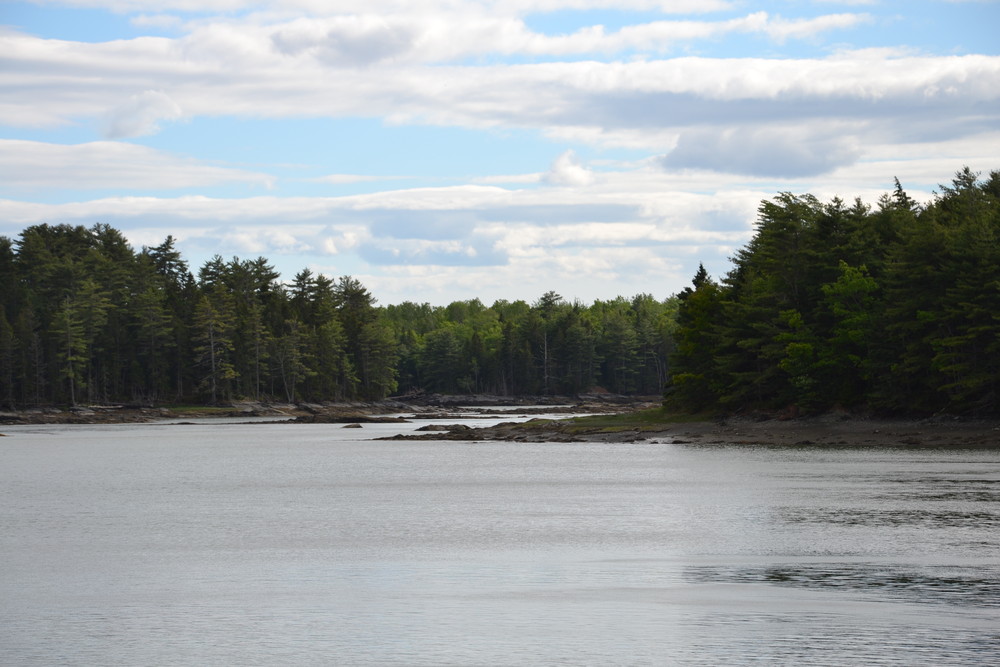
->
xmin=1 ymin=418 xmax=998 ymax=665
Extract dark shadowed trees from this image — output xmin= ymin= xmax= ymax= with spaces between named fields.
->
xmin=666 ymin=168 xmax=1000 ymax=416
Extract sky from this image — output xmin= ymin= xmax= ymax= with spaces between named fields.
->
xmin=2 ymin=1 xmax=999 ymax=306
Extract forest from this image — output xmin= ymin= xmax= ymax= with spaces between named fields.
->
xmin=0 ymin=225 xmax=676 ymax=407
xmin=1 ymin=167 xmax=997 ymax=415
xmin=668 ymin=167 xmax=1000 ymax=416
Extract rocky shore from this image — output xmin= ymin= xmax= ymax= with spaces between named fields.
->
xmin=379 ymin=413 xmax=1000 ymax=447
xmin=0 ymin=393 xmax=643 ymax=426
xmin=2 ymin=397 xmax=997 ymax=447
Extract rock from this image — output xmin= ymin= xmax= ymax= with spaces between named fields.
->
xmin=416 ymin=424 xmax=471 ymax=432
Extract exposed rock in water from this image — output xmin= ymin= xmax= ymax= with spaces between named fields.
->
xmin=416 ymin=424 xmax=471 ymax=432
xmin=0 ymin=405 xmax=176 ymax=425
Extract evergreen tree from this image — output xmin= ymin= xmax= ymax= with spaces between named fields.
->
xmin=420 ymin=326 xmax=466 ymax=393
xmin=666 ymin=267 xmax=723 ymax=411
xmin=358 ymin=316 xmax=398 ymax=399
xmin=820 ymin=261 xmax=880 ymax=406
xmin=272 ymin=318 xmax=313 ymax=402
xmin=334 ymin=276 xmax=398 ymax=399
xmin=308 ymin=318 xmax=354 ymax=399
xmin=193 ymin=287 xmax=237 ymax=404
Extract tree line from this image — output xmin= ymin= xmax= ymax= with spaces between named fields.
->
xmin=0 ymin=224 xmax=677 ymax=407
xmin=667 ymin=167 xmax=1000 ymax=416
xmin=2 ymin=167 xmax=996 ymax=414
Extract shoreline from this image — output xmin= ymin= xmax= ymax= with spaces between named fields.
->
xmin=379 ymin=413 xmax=1000 ymax=448
xmin=0 ymin=394 xmax=644 ymax=426
xmin=2 ymin=399 xmax=998 ymax=447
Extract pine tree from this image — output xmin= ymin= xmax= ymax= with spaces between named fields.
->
xmin=358 ymin=317 xmax=398 ymax=399
xmin=272 ymin=318 xmax=313 ymax=402
xmin=193 ymin=288 xmax=237 ymax=404
xmin=666 ymin=267 xmax=723 ymax=411
xmin=0 ymin=307 xmax=15 ymax=408
xmin=51 ymin=295 xmax=88 ymax=406
xmin=820 ymin=261 xmax=880 ymax=406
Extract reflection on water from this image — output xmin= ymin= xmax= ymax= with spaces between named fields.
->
xmin=880 ymin=480 xmax=1000 ymax=503
xmin=687 ymin=563 xmax=1000 ymax=608
xmin=0 ymin=423 xmax=998 ymax=666
xmin=780 ymin=507 xmax=1000 ymax=528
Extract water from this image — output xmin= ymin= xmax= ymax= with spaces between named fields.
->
xmin=1 ymin=418 xmax=998 ymax=665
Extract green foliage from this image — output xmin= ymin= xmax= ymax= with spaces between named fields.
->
xmin=667 ymin=167 xmax=1000 ymax=416
xmin=380 ymin=293 xmax=676 ymax=398
xmin=272 ymin=318 xmax=313 ymax=402
xmin=193 ymin=288 xmax=237 ymax=404
xmin=665 ymin=267 xmax=723 ymax=411
xmin=820 ymin=261 xmax=879 ymax=404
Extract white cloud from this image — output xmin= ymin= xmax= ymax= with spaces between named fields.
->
xmin=270 ymin=16 xmax=419 ymax=65
xmin=551 ymin=12 xmax=873 ymax=54
xmin=3 ymin=1 xmax=998 ymax=304
xmin=363 ymin=241 xmax=697 ymax=306
xmin=762 ymin=12 xmax=871 ymax=42
xmin=661 ymin=125 xmax=864 ymax=177
xmin=206 ymin=10 xmax=869 ymax=64
xmin=472 ymin=173 xmax=544 ymax=184
xmin=488 ymin=0 xmax=737 ymax=12
xmin=0 ymin=139 xmax=273 ymax=190
xmin=218 ymin=227 xmax=312 ymax=254
xmin=102 ymin=90 xmax=184 ymax=139
xmin=27 ymin=1 xmax=738 ymax=15
xmin=31 ymin=0 xmax=253 ymax=10
xmin=6 ymin=21 xmax=997 ymax=154
xmin=2 ymin=138 xmax=991 ymax=303
xmin=544 ymin=150 xmax=595 ymax=186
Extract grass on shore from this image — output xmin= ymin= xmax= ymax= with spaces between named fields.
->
xmin=514 ymin=407 xmax=711 ymax=435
